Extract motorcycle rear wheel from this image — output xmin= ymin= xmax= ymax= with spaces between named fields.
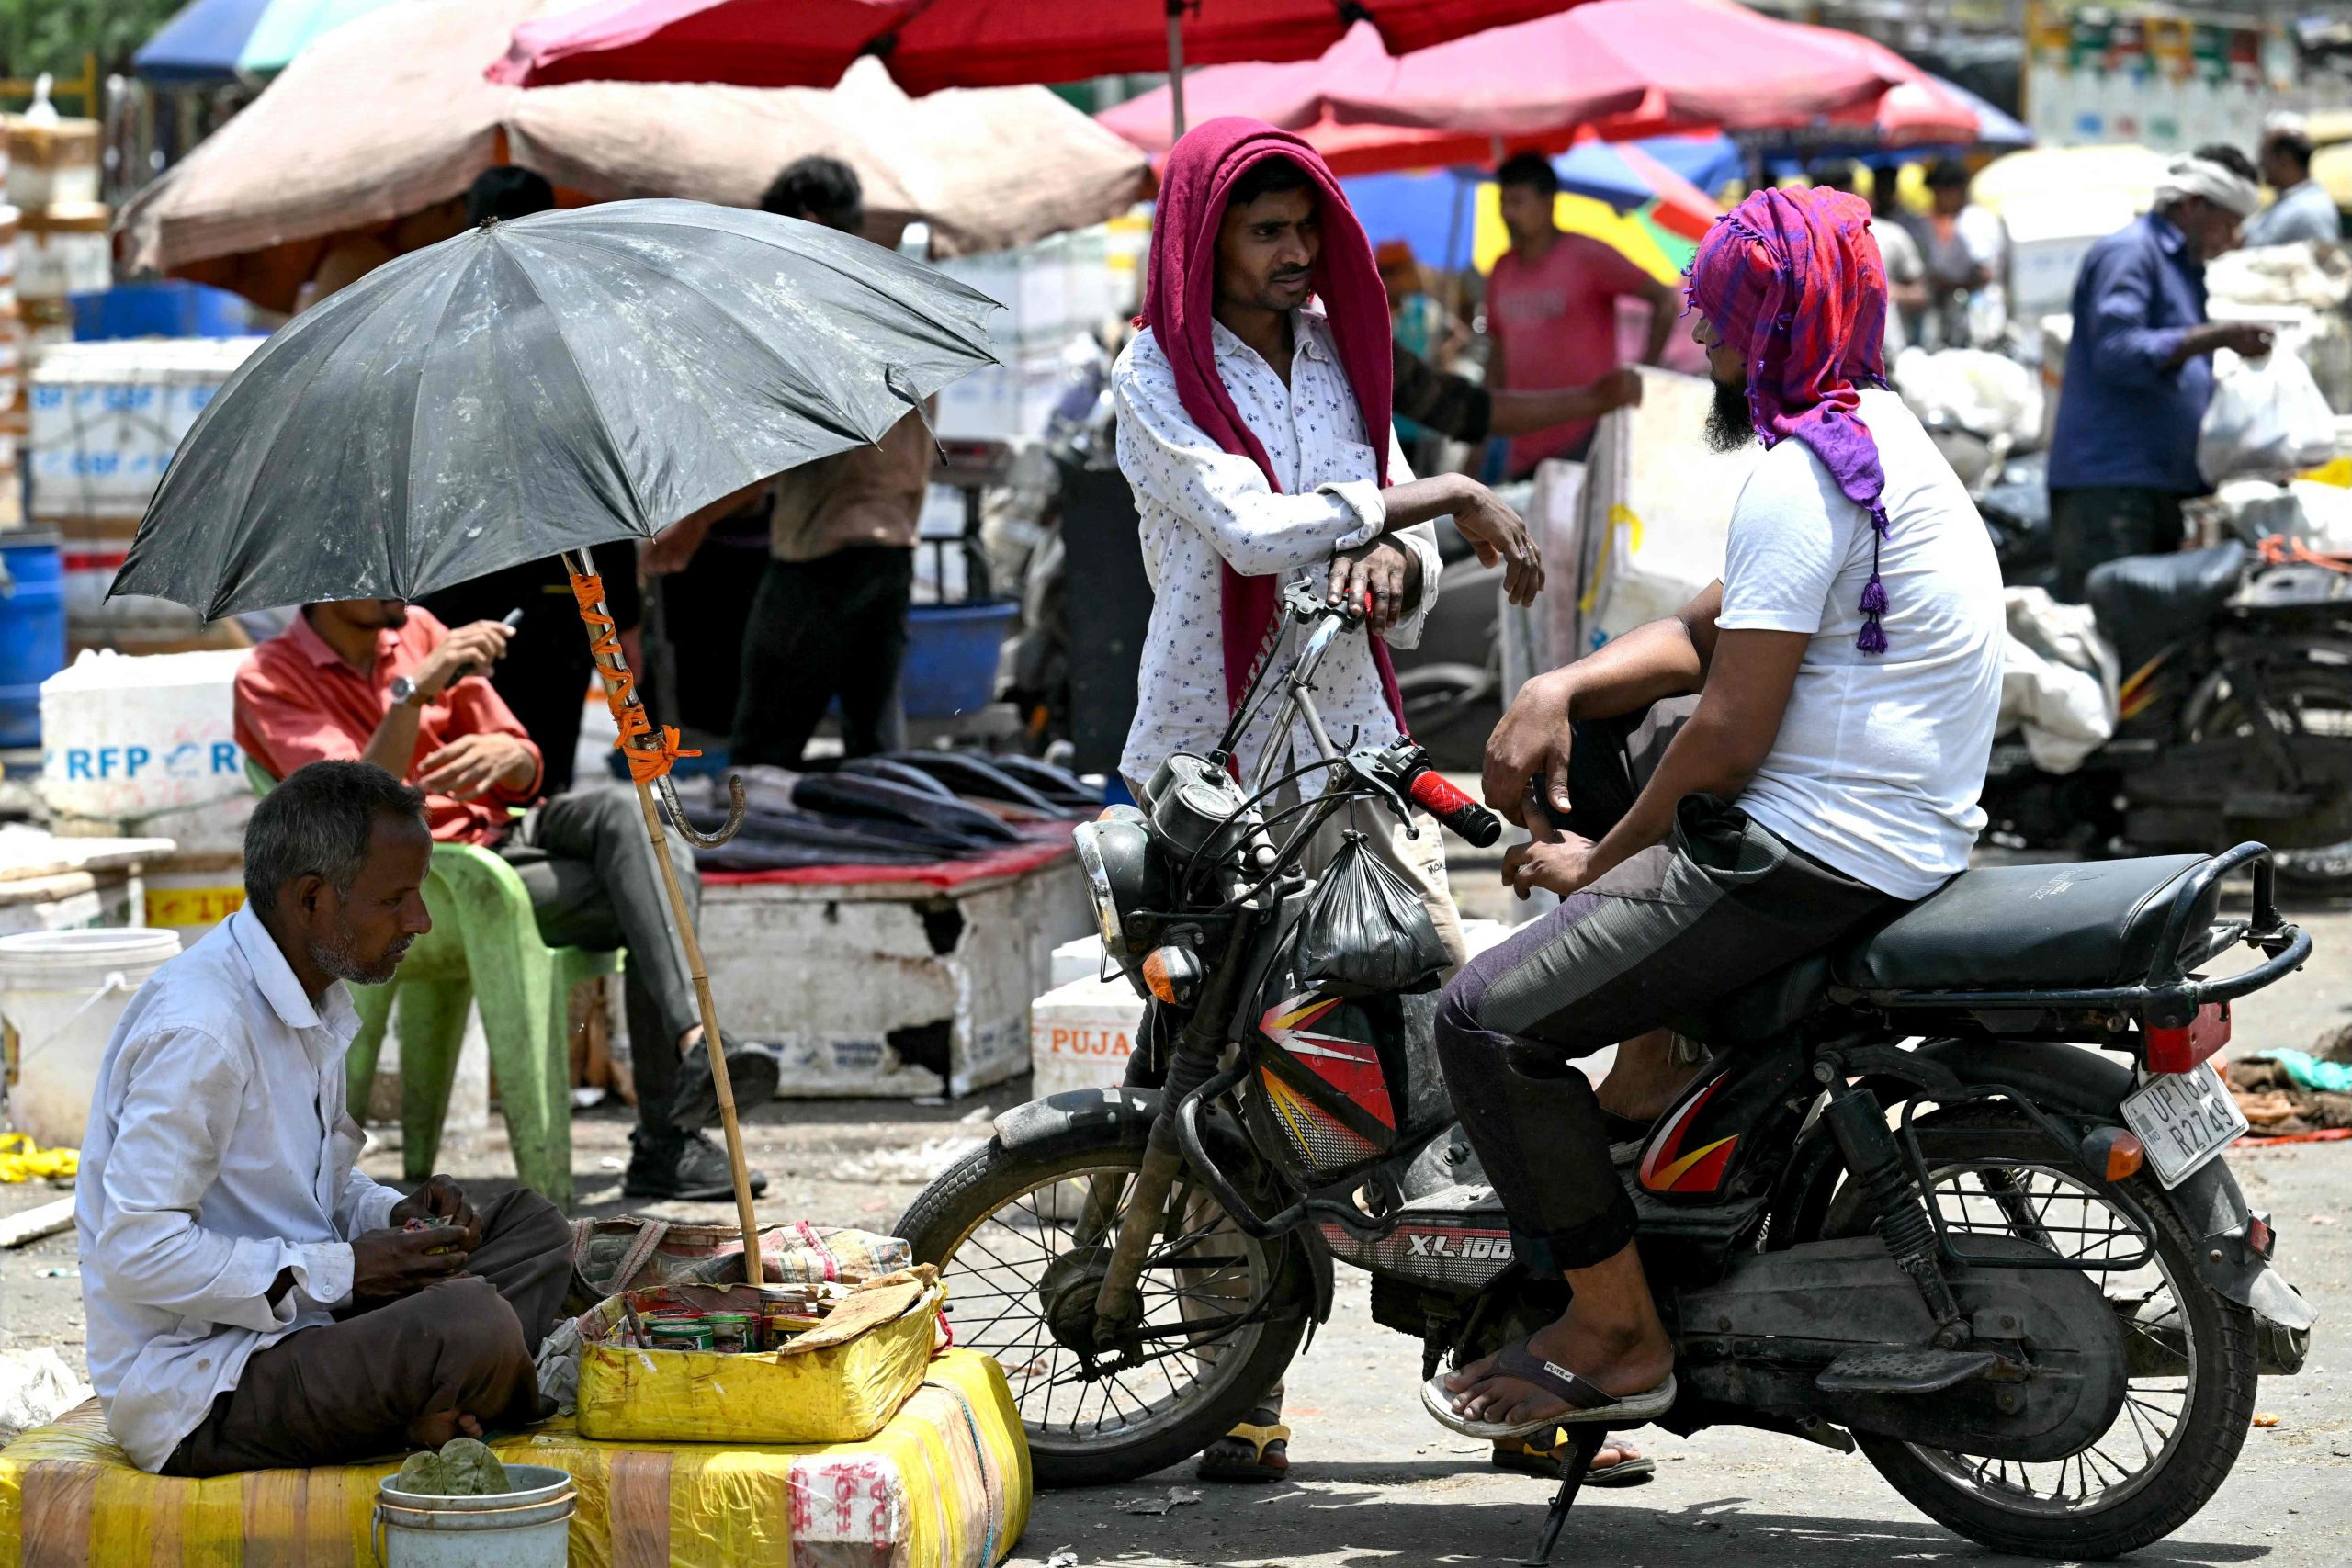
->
xmin=1822 ymin=1114 xmax=2256 ymax=1560
xmin=898 ymin=1135 xmax=1312 ymax=1487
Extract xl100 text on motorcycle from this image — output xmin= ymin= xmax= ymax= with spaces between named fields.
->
xmin=898 ymin=581 xmax=2317 ymax=1562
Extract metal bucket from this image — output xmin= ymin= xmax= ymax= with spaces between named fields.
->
xmin=372 ymin=1463 xmax=574 ymax=1568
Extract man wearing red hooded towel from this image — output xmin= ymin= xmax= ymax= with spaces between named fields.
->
xmin=1427 ymin=187 xmax=2003 ymax=1446
xmin=1112 ymin=118 xmax=1550 ymax=1483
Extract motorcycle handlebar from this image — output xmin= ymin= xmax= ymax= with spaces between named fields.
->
xmin=1400 ymin=761 xmax=1504 ymax=848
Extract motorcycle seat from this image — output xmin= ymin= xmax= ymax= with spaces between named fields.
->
xmin=1829 ymin=853 xmax=2218 ymax=993
xmin=1695 ymin=953 xmax=1830 ymax=1046
xmin=2085 ymin=542 xmax=2244 ymax=682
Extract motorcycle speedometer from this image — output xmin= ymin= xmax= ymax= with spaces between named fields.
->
xmin=1146 ymin=753 xmax=1258 ymax=861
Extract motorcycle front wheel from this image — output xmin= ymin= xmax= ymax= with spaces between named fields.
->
xmin=1821 ymin=1112 xmax=2257 ymax=1560
xmin=2198 ymin=662 xmax=2352 ymax=893
xmin=898 ymin=1134 xmax=1314 ymax=1487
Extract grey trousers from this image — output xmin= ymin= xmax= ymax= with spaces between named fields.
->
xmin=162 ymin=1189 xmax=574 ymax=1476
xmin=496 ymin=784 xmax=702 ymax=1122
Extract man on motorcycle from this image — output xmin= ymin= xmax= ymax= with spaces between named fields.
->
xmin=1110 ymin=116 xmax=1550 ymax=1483
xmin=1431 ymin=187 xmax=2005 ymax=1440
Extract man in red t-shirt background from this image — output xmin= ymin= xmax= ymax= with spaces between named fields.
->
xmin=1485 ymin=152 xmax=1683 ymax=478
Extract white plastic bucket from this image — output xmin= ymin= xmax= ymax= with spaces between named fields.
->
xmin=373 ymin=1464 xmax=574 ymax=1568
xmin=0 ymin=926 xmax=180 ymax=1148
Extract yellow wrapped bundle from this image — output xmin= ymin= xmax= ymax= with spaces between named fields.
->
xmin=577 ymin=1269 xmax=945 ymax=1446
xmin=0 ymin=1348 xmax=1029 ymax=1567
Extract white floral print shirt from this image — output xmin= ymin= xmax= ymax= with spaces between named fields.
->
xmin=1113 ymin=308 xmax=1441 ymax=798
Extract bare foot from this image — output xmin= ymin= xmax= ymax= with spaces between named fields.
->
xmin=1595 ymin=1030 xmax=1704 ymax=1122
xmin=403 ymin=1409 xmax=486 ymax=1449
xmin=1445 ymin=1310 xmax=1674 ymax=1429
xmin=1497 ymin=1435 xmax=1643 ymax=1469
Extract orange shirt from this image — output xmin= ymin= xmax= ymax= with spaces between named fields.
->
xmin=233 ymin=607 xmax=544 ymax=845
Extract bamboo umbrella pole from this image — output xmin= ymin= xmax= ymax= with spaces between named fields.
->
xmin=563 ymin=549 xmax=763 ymax=1285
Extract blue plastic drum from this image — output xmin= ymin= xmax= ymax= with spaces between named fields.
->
xmin=0 ymin=537 xmax=67 ymax=750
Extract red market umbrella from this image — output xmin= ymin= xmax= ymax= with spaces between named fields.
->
xmin=1325 ymin=0 xmax=1899 ymax=141
xmin=491 ymin=0 xmax=1573 ymax=106
xmin=1794 ymin=27 xmax=2004 ymax=148
xmin=1094 ymin=17 xmax=1647 ymax=173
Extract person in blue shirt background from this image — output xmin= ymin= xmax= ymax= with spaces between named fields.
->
xmin=2245 ymin=113 xmax=2343 ymax=250
xmin=2047 ymin=146 xmax=2274 ymax=602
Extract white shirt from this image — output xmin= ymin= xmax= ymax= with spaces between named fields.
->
xmin=1717 ymin=389 xmax=2004 ymax=899
xmin=75 ymin=907 xmax=403 ymax=1472
xmin=2244 ymin=179 xmax=2341 ymax=249
xmin=1113 ymin=308 xmax=1442 ymax=796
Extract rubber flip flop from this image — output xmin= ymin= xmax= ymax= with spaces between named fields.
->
xmin=1493 ymin=1434 xmax=1657 ymax=1486
xmin=1195 ymin=1420 xmax=1290 ymax=1483
xmin=1421 ymin=1342 xmax=1677 ymax=1443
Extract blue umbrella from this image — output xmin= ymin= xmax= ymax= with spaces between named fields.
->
xmin=1342 ymin=132 xmax=1738 ymax=271
xmin=135 ymin=0 xmax=401 ymax=85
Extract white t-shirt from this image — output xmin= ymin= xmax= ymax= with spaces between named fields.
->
xmin=1717 ymin=389 xmax=2003 ymax=900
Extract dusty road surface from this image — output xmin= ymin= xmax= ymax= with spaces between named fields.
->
xmin=4 ymin=886 xmax=2347 ymax=1567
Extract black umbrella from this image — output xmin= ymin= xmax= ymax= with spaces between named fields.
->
xmin=114 ymin=199 xmax=997 ymax=615
xmin=111 ymin=198 xmax=1001 ymax=1257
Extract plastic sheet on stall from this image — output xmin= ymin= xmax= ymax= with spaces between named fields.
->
xmin=1998 ymin=587 xmax=2119 ymax=774
xmin=576 ymin=1271 xmax=946 ymax=1446
xmin=571 ymin=1216 xmax=912 ymax=1298
xmin=0 ymin=1348 xmax=1028 ymax=1568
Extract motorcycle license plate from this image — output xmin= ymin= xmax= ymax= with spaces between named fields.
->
xmin=2122 ymin=1066 xmax=2247 ymax=1189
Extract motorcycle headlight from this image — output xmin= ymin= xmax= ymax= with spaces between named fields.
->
xmin=1073 ymin=808 xmax=1163 ymax=963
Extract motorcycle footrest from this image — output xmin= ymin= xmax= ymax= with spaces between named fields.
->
xmin=1815 ymin=1348 xmax=1999 ymax=1395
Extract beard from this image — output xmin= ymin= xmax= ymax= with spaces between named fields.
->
xmin=1704 ymin=378 xmax=1756 ymax=454
xmin=311 ymin=919 xmax=408 ymax=987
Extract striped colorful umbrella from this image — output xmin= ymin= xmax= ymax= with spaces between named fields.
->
xmin=135 ymin=0 xmax=404 ymax=85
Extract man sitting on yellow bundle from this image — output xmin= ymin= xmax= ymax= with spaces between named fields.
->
xmin=74 ymin=761 xmax=575 ymax=1475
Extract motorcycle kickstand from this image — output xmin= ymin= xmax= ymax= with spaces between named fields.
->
xmin=1519 ymin=1427 xmax=1608 ymax=1568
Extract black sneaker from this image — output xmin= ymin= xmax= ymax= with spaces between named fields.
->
xmin=622 ymin=1130 xmax=772 ymax=1201
xmin=667 ymin=1035 xmax=783 ymax=1131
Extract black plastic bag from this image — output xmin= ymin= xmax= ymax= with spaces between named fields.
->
xmin=1292 ymin=831 xmax=1453 ymax=996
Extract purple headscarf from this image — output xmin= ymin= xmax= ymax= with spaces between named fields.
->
xmin=1686 ymin=187 xmax=1896 ymax=653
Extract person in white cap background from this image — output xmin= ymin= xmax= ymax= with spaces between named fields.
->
xmin=2046 ymin=144 xmax=2273 ymax=601
xmin=2246 ymin=113 xmax=2343 ymax=250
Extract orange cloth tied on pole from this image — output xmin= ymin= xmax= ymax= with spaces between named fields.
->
xmin=570 ymin=569 xmax=702 ymax=782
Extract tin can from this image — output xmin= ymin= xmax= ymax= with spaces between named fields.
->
xmin=760 ymin=1312 xmax=806 ymax=1351
xmin=703 ymin=1312 xmax=754 ymax=1354
xmin=648 ymin=1321 xmax=712 ymax=1352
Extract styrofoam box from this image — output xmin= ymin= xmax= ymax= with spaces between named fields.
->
xmin=39 ymin=648 xmax=256 ymax=852
xmin=699 ymin=852 xmax=1092 ymax=1099
xmin=30 ymin=336 xmax=266 ymax=520
xmin=15 ymin=207 xmax=108 ymax=300
xmin=1050 ymin=933 xmax=1103 ymax=987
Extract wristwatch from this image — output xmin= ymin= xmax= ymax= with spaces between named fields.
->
xmin=388 ymin=675 xmax=425 ymax=709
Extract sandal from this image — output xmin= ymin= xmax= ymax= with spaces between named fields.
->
xmin=1195 ymin=1420 xmax=1291 ymax=1483
xmin=1421 ymin=1339 xmax=1677 ymax=1443
xmin=1493 ymin=1432 xmax=1657 ymax=1487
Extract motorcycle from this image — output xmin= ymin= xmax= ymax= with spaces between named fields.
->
xmin=1982 ymin=535 xmax=2352 ymax=892
xmin=898 ymin=582 xmax=2318 ymax=1562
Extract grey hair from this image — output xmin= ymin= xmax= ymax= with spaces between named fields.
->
xmin=243 ymin=761 xmax=428 ymax=912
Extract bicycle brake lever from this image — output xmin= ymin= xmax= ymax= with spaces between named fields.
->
xmin=1344 ymin=750 xmax=1419 ymax=837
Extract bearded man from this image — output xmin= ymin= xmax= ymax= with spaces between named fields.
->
xmin=1425 ymin=188 xmax=2004 ymax=1443
xmin=76 ymin=762 xmax=577 ymax=1474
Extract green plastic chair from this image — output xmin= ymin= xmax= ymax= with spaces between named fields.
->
xmin=245 ymin=758 xmax=619 ymax=1209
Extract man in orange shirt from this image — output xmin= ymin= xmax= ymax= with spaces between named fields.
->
xmin=1486 ymin=152 xmax=1680 ymax=478
xmin=234 ymin=599 xmax=782 ymax=1201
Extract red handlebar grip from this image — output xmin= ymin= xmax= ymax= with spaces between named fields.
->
xmin=1406 ymin=768 xmax=1503 ymax=847
xmin=1408 ymin=769 xmax=1476 ymax=815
